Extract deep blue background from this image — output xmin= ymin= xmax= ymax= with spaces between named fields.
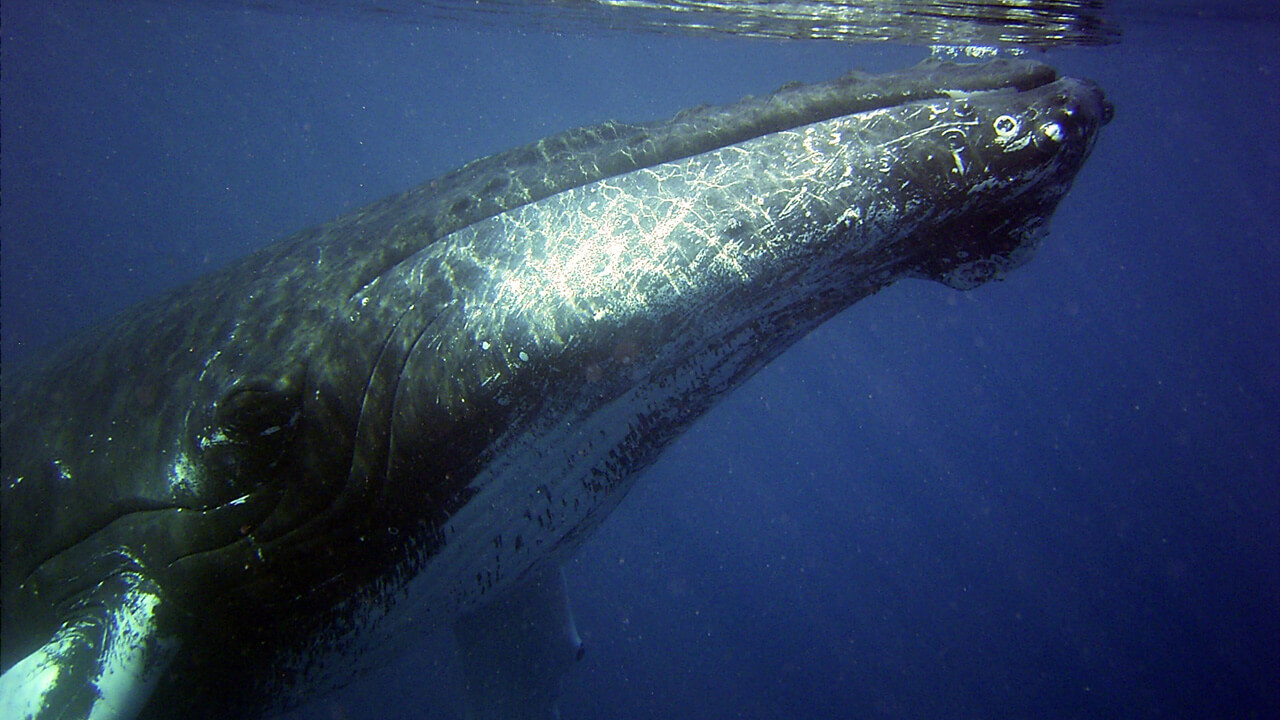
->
xmin=2 ymin=2 xmax=1277 ymax=719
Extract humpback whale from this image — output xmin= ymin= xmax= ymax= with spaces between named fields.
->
xmin=1 ymin=59 xmax=1110 ymax=720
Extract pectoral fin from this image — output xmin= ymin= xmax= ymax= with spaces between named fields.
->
xmin=454 ymin=566 xmax=585 ymax=720
xmin=0 ymin=572 xmax=178 ymax=720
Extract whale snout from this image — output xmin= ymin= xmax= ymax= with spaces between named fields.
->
xmin=1025 ymin=77 xmax=1111 ymax=156
xmin=1083 ymin=78 xmax=1114 ymax=126
xmin=1060 ymin=77 xmax=1113 ymax=134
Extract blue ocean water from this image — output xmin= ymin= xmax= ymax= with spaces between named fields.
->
xmin=2 ymin=2 xmax=1277 ymax=719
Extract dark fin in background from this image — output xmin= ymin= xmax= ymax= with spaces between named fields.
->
xmin=454 ymin=566 xmax=585 ymax=720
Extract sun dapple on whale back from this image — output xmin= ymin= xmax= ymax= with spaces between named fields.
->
xmin=0 ymin=59 xmax=1110 ymax=720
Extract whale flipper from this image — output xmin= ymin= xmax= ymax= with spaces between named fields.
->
xmin=0 ymin=572 xmax=177 ymax=720
xmin=454 ymin=566 xmax=584 ymax=720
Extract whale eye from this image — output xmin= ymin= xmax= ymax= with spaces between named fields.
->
xmin=186 ymin=379 xmax=302 ymax=507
